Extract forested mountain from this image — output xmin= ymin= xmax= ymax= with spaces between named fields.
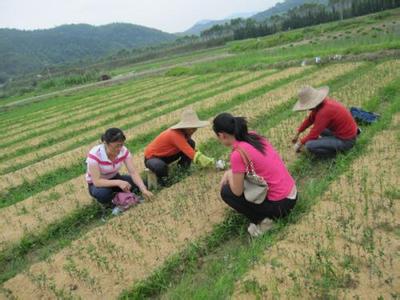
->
xmin=185 ymin=1 xmax=330 ymax=35
xmin=0 ymin=23 xmax=176 ymax=81
xmin=199 ymin=0 xmax=399 ymax=42
xmin=252 ymin=0 xmax=328 ymax=21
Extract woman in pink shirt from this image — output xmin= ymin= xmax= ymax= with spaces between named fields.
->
xmin=213 ymin=113 xmax=297 ymax=237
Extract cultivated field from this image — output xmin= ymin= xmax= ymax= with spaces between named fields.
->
xmin=0 ymin=8 xmax=399 ymax=300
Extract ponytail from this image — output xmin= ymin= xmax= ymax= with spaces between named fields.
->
xmin=233 ymin=117 xmax=248 ymax=141
xmin=213 ymin=113 xmax=266 ymax=154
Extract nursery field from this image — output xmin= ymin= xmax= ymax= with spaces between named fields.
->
xmin=0 ymin=8 xmax=400 ymax=300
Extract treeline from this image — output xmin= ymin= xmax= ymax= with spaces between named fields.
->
xmin=200 ymin=0 xmax=400 ymax=41
xmin=0 ymin=23 xmax=176 ymax=84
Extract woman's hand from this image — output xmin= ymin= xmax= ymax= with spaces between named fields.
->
xmin=294 ymin=142 xmax=303 ymax=153
xmin=141 ymin=188 xmax=154 ymax=200
xmin=118 ymin=180 xmax=131 ymax=192
xmin=220 ymin=170 xmax=232 ymax=189
xmin=292 ymin=132 xmax=300 ymax=144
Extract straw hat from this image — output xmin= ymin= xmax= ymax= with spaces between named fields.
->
xmin=293 ymin=86 xmax=329 ymax=111
xmin=170 ymin=108 xmax=209 ymax=129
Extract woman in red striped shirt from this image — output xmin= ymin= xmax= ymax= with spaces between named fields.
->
xmin=86 ymin=128 xmax=153 ymax=207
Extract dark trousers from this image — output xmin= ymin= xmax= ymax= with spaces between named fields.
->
xmin=305 ymin=129 xmax=356 ymax=158
xmin=88 ymin=173 xmax=139 ymax=207
xmin=220 ymin=184 xmax=297 ymax=224
xmin=144 ymin=139 xmax=195 ymax=180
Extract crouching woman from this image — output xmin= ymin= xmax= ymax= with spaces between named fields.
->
xmin=85 ymin=128 xmax=153 ymax=207
xmin=213 ymin=113 xmax=298 ymax=237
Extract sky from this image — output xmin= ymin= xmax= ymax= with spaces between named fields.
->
xmin=0 ymin=0 xmax=280 ymax=33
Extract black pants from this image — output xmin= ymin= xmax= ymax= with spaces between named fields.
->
xmin=144 ymin=139 xmax=195 ymax=181
xmin=88 ymin=173 xmax=139 ymax=207
xmin=220 ymin=184 xmax=297 ymax=224
xmin=305 ymin=129 xmax=356 ymax=159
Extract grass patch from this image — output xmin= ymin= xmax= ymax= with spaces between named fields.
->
xmin=0 ymin=204 xmax=103 ymax=284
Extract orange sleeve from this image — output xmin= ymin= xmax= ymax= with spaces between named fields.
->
xmin=171 ymin=131 xmax=196 ymax=160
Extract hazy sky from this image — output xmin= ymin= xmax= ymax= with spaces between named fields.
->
xmin=0 ymin=0 xmax=280 ymax=33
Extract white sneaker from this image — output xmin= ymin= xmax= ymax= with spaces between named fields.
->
xmin=112 ymin=207 xmax=123 ymax=216
xmin=247 ymin=223 xmax=261 ymax=237
xmin=247 ymin=218 xmax=274 ymax=237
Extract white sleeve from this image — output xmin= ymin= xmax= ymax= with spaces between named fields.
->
xmin=86 ymin=156 xmax=98 ymax=166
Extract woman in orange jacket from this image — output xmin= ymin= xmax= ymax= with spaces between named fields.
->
xmin=144 ymin=108 xmax=221 ymax=184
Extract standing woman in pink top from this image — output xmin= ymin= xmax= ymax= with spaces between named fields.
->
xmin=213 ymin=113 xmax=298 ymax=237
xmin=86 ymin=128 xmax=153 ymax=208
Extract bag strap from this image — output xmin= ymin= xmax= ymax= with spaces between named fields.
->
xmin=234 ymin=146 xmax=256 ymax=174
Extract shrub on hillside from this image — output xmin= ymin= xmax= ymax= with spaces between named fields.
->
xmin=166 ymin=66 xmax=192 ymax=76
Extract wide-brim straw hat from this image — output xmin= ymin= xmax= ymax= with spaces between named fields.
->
xmin=293 ymin=86 xmax=329 ymax=111
xmin=170 ymin=108 xmax=209 ymax=129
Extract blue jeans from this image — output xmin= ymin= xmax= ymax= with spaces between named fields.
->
xmin=88 ymin=174 xmax=139 ymax=207
xmin=305 ymin=129 xmax=356 ymax=158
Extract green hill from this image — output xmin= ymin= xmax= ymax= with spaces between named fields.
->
xmin=0 ymin=23 xmax=176 ymax=81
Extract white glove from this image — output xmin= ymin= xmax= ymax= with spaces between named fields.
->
xmin=215 ymin=159 xmax=226 ymax=171
xmin=294 ymin=142 xmax=302 ymax=153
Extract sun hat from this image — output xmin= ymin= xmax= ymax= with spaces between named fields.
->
xmin=170 ymin=108 xmax=209 ymax=129
xmin=293 ymin=86 xmax=329 ymax=111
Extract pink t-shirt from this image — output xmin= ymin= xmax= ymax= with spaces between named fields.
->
xmin=230 ymin=138 xmax=295 ymax=201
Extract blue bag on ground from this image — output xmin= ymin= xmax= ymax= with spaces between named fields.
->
xmin=350 ymin=107 xmax=380 ymax=124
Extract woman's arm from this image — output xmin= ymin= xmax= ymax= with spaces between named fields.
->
xmin=300 ymin=111 xmax=330 ymax=145
xmin=125 ymin=157 xmax=154 ymax=198
xmin=89 ymin=164 xmax=128 ymax=190
xmin=297 ymin=110 xmax=316 ymax=133
xmin=172 ymin=134 xmax=196 ymax=160
xmin=228 ymin=170 xmax=245 ymax=197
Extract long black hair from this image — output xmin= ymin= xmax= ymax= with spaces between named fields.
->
xmin=101 ymin=128 xmax=126 ymax=144
xmin=213 ymin=113 xmax=266 ymax=154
